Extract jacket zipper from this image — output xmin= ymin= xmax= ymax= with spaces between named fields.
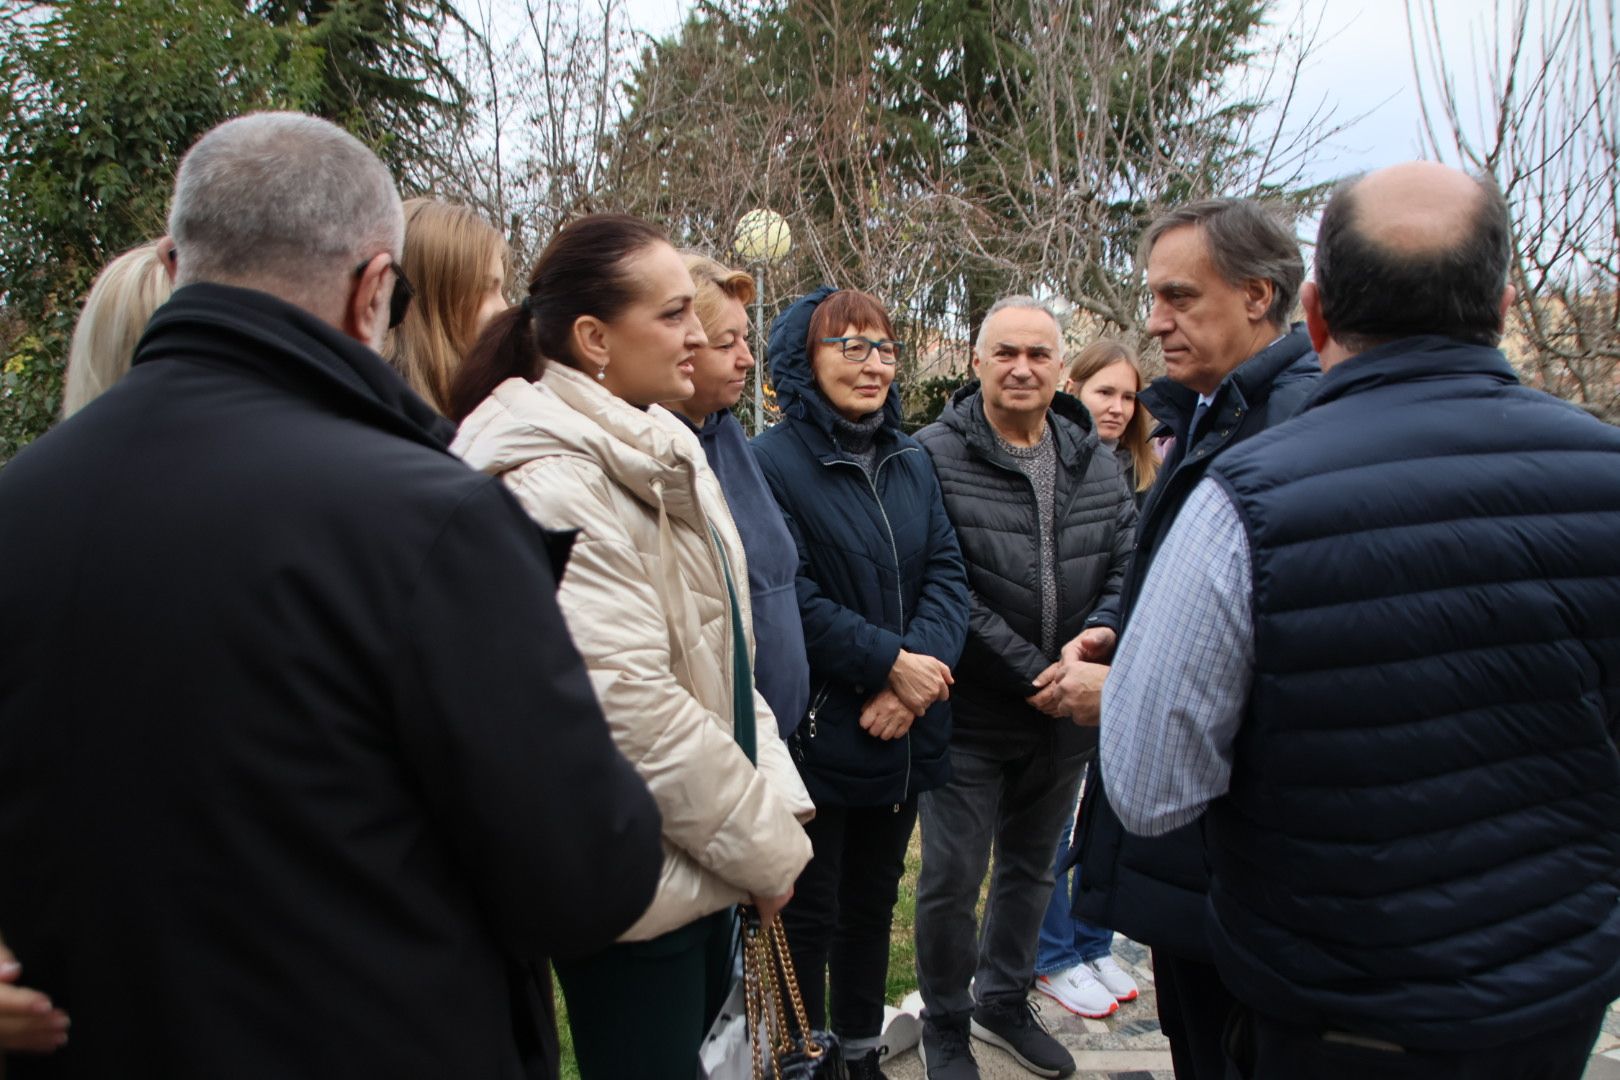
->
xmin=805 ymin=681 xmax=831 ymax=739
xmin=829 ymin=448 xmax=917 ymax=811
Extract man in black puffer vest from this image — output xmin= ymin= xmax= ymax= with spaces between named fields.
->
xmin=1072 ymin=199 xmax=1319 ymax=1080
xmin=1102 ymin=162 xmax=1620 ymax=1079
xmin=913 ymin=298 xmax=1135 ymax=1080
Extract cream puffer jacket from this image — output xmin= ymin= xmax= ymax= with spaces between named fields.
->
xmin=452 ymin=364 xmax=815 ymax=942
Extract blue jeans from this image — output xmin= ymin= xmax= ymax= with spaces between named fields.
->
xmin=1035 ymin=776 xmax=1115 ymax=975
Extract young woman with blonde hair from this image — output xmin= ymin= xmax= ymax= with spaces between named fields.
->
xmin=1063 ymin=339 xmax=1159 ymax=499
xmin=61 ymin=241 xmax=173 ymax=418
xmin=384 ymin=198 xmax=507 ymax=414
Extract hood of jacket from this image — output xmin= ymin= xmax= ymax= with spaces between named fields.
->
xmin=766 ymin=285 xmax=904 ymax=437
xmin=452 ymin=363 xmax=707 ymax=531
xmin=936 ymin=378 xmax=1099 ymax=471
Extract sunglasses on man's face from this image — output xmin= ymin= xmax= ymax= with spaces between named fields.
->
xmin=354 ymin=259 xmax=415 ymax=329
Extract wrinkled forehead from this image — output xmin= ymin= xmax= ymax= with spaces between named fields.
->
xmin=979 ymin=307 xmax=1060 ymax=353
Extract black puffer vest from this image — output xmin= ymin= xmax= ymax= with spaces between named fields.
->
xmin=915 ymin=384 xmax=1136 ymax=757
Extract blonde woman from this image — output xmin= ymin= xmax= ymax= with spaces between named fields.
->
xmin=666 ymin=253 xmax=810 ymax=739
xmin=1064 ymin=339 xmax=1159 ymax=500
xmin=449 ymin=215 xmax=813 ymax=1078
xmin=384 ymin=198 xmax=507 ymax=414
xmin=61 ymin=242 xmax=173 ymax=418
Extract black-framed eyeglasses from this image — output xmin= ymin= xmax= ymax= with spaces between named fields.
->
xmin=355 ymin=259 xmax=415 ymax=329
xmin=820 ymin=336 xmax=903 ymax=365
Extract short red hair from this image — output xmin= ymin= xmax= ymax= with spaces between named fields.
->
xmin=806 ymin=289 xmax=895 ymax=352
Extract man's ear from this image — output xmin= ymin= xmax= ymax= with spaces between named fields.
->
xmin=1244 ymin=277 xmax=1275 ymax=324
xmin=1301 ymin=281 xmax=1331 ymax=353
xmin=156 ymin=237 xmax=178 ymax=284
xmin=1498 ymin=284 xmax=1517 ymax=331
xmin=344 ymin=253 xmax=391 ymax=347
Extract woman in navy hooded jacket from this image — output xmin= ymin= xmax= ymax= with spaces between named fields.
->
xmin=752 ymin=286 xmax=969 ymax=1073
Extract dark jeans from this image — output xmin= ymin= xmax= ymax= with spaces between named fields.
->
xmin=554 ymin=908 xmax=735 ymax=1080
xmin=780 ymin=798 xmax=919 ymax=1040
xmin=1153 ymin=948 xmax=1237 ymax=1080
xmin=915 ymin=738 xmax=1086 ymax=1024
xmin=1225 ymin=1002 xmax=1607 ymax=1080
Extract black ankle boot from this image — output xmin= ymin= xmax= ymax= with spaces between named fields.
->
xmin=846 ymin=1047 xmax=886 ymax=1079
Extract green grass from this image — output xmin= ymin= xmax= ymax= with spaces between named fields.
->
xmin=556 ymin=826 xmax=970 ymax=1077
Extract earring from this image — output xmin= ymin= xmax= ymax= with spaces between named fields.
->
xmin=596 ymin=365 xmax=607 ymax=382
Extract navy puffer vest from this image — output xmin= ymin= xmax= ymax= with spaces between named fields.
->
xmin=1206 ymin=336 xmax=1620 ymax=1049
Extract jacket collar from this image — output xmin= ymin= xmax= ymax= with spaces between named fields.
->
xmin=939 ymin=379 xmax=1096 ymax=472
xmin=452 ymin=363 xmax=706 ymax=528
xmin=134 ymin=282 xmax=455 ymax=451
xmin=1138 ymin=323 xmax=1315 ymax=441
xmin=1300 ymin=335 xmax=1519 ymax=412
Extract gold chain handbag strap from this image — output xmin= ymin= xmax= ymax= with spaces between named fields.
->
xmin=743 ymin=918 xmax=774 ymax=1080
xmin=763 ymin=917 xmax=825 ymax=1060
xmin=742 ymin=911 xmax=830 ymax=1079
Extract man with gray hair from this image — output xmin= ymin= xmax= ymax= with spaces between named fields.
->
xmin=0 ymin=112 xmax=662 ymax=1078
xmin=911 ymin=297 xmax=1136 ymax=1079
xmin=1071 ymin=198 xmax=1318 ymax=1080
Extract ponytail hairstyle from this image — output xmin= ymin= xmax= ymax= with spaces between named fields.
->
xmin=62 ymin=241 xmax=173 ymax=418
xmin=384 ymin=198 xmax=506 ymax=415
xmin=1065 ymin=338 xmax=1158 ymax=493
xmin=448 ymin=213 xmax=669 ymax=422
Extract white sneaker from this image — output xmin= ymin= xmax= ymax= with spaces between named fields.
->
xmin=1034 ymin=964 xmax=1118 ymax=1018
xmin=1085 ymin=955 xmax=1139 ymax=1003
xmin=879 ymin=1004 xmax=923 ymax=1058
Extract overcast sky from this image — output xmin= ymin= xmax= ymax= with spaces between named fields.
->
xmin=611 ymin=0 xmax=1510 ymax=185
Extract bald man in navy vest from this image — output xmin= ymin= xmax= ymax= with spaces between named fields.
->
xmin=1103 ymin=162 xmax=1620 ymax=1078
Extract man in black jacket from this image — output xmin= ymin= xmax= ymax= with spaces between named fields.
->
xmin=912 ymin=298 xmax=1136 ymax=1080
xmin=0 ymin=112 xmax=663 ymax=1079
xmin=1073 ymin=199 xmax=1319 ymax=1080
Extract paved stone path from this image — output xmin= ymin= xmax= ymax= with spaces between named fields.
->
xmin=877 ymin=937 xmax=1620 ymax=1079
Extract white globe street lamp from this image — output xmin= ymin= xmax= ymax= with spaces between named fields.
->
xmin=733 ymin=210 xmax=793 ymax=432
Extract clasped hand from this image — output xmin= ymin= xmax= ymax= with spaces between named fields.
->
xmin=887 ymin=649 xmax=952 ymax=714
xmin=1026 ymin=627 xmax=1116 ymax=726
xmin=860 ymin=650 xmax=953 ymax=741
xmin=0 ymin=934 xmax=69 ymax=1054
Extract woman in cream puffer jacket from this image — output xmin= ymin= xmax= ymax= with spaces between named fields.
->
xmin=448 ymin=215 xmax=813 ymax=1080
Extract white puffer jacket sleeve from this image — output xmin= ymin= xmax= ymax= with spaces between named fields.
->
xmin=505 ymin=456 xmax=813 ymax=907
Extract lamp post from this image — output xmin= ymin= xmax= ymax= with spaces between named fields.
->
xmin=732 ymin=209 xmax=792 ymax=433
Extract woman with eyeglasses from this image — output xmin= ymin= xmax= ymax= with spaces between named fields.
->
xmin=449 ymin=215 xmax=814 ymax=1078
xmin=752 ymin=286 xmax=969 ymax=1079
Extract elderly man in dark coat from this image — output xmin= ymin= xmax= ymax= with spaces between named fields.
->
xmin=0 ymin=112 xmax=662 ymax=1080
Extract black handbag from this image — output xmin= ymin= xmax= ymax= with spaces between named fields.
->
xmin=742 ymin=911 xmax=848 ymax=1080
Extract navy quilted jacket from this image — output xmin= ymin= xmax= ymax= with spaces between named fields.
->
xmin=752 ymin=287 xmax=970 ymax=808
